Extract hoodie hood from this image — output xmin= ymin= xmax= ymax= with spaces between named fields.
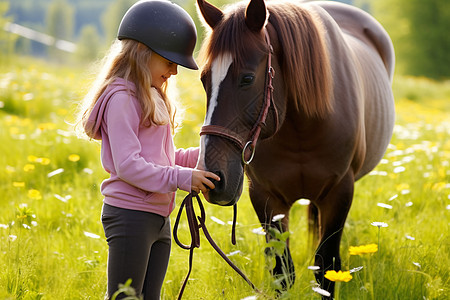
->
xmin=84 ymin=78 xmax=135 ymax=140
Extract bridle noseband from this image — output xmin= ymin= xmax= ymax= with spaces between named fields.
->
xmin=200 ymin=30 xmax=278 ymax=165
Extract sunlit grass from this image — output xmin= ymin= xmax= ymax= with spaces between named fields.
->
xmin=0 ymin=58 xmax=449 ymax=299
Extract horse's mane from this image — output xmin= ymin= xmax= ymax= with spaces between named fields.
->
xmin=199 ymin=1 xmax=333 ymax=119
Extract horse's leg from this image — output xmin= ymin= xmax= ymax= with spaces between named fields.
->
xmin=314 ymin=172 xmax=354 ymax=297
xmin=248 ymin=183 xmax=295 ymax=291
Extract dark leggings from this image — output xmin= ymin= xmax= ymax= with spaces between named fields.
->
xmin=101 ymin=204 xmax=171 ymax=300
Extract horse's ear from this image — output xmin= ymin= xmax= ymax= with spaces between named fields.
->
xmin=245 ymin=0 xmax=267 ymax=32
xmin=197 ymin=0 xmax=224 ymax=29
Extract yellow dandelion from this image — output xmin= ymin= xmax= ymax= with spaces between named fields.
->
xmin=5 ymin=115 xmax=19 ymax=125
xmin=28 ymin=189 xmax=42 ymax=200
xmin=68 ymin=154 xmax=80 ymax=162
xmin=13 ymin=182 xmax=26 ymax=188
xmin=396 ymin=183 xmax=410 ymax=191
xmin=324 ymin=270 xmax=352 ymax=282
xmin=28 ymin=155 xmax=38 ymax=162
xmin=27 ymin=156 xmax=51 ymax=165
xmin=438 ymin=167 xmax=446 ymax=178
xmin=22 ymin=118 xmax=32 ymax=126
xmin=38 ymin=122 xmax=56 ymax=131
xmin=39 ymin=157 xmax=51 ymax=165
xmin=9 ymin=127 xmax=20 ymax=135
xmin=23 ymin=164 xmax=35 ymax=172
xmin=349 ymin=244 xmax=378 ymax=255
xmin=57 ymin=108 xmax=68 ymax=116
xmin=431 ymin=182 xmax=446 ymax=191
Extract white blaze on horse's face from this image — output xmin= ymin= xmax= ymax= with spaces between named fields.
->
xmin=205 ymin=52 xmax=233 ymax=125
xmin=197 ymin=53 xmax=233 ymax=171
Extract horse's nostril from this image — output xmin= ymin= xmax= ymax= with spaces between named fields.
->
xmin=208 ymin=170 xmax=224 ymax=191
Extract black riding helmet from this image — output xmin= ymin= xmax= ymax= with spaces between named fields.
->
xmin=118 ymin=0 xmax=198 ymax=70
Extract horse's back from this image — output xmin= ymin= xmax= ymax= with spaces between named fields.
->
xmin=306 ymin=1 xmax=395 ymax=179
xmin=312 ymin=1 xmax=395 ymax=81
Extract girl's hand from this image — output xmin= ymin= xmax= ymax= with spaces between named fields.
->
xmin=191 ymin=170 xmax=220 ymax=195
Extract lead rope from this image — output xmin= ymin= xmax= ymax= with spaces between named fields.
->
xmin=173 ymin=192 xmax=260 ymax=299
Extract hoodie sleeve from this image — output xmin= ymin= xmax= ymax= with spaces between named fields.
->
xmin=104 ymin=93 xmax=193 ymax=193
xmin=175 ymin=147 xmax=199 ymax=168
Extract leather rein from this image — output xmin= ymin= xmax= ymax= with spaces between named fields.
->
xmin=173 ymin=192 xmax=259 ymax=299
xmin=200 ymin=30 xmax=278 ymax=165
xmin=173 ymin=30 xmax=276 ymax=299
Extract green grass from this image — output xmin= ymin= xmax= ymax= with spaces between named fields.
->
xmin=0 ymin=57 xmax=449 ymax=299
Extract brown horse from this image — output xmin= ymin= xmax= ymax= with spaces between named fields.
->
xmin=196 ymin=0 xmax=395 ymax=296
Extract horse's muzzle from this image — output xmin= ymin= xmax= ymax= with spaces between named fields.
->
xmin=206 ymin=169 xmax=243 ymax=206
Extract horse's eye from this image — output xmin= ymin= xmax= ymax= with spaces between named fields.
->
xmin=239 ymin=74 xmax=255 ymax=87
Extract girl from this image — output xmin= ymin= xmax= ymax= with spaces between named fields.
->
xmin=78 ymin=1 xmax=220 ymax=299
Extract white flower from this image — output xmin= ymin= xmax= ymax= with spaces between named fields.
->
xmin=377 ymin=203 xmax=393 ymax=209
xmin=312 ymin=286 xmax=331 ymax=297
xmin=210 ymin=216 xmax=225 ymax=225
xmin=84 ymin=231 xmax=100 ymax=239
xmin=388 ymin=194 xmax=398 ymax=201
xmin=240 ymin=296 xmax=257 ymax=300
xmin=393 ymin=166 xmax=406 ymax=173
xmin=308 ymin=266 xmax=320 ymax=271
xmin=412 ymin=262 xmax=421 ymax=268
xmin=227 ymin=250 xmax=241 ymax=257
xmin=405 ymin=235 xmax=415 ymax=241
xmin=369 ymin=170 xmax=388 ymax=176
xmin=405 ymin=202 xmax=413 ymax=207
xmin=297 ymin=198 xmax=311 ymax=205
xmin=83 ymin=168 xmax=94 ymax=174
xmin=251 ymin=227 xmax=266 ymax=236
xmin=54 ymin=194 xmax=72 ymax=203
xmin=9 ymin=235 xmax=17 ymax=242
xmin=371 ymin=222 xmax=388 ymax=228
xmin=350 ymin=266 xmax=364 ymax=273
xmin=272 ymin=214 xmax=285 ymax=222
xmin=47 ymin=168 xmax=64 ymax=178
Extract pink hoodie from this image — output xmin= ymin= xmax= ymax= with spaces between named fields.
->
xmin=84 ymin=78 xmax=199 ymax=217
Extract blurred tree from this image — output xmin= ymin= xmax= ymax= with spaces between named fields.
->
xmin=372 ymin=0 xmax=450 ymax=79
xmin=15 ymin=37 xmax=32 ymax=56
xmin=47 ymin=0 xmax=74 ymax=40
xmin=75 ymin=24 xmax=101 ymax=62
xmin=101 ymin=0 xmax=136 ymax=45
xmin=46 ymin=0 xmax=75 ymax=61
xmin=0 ymin=1 xmax=18 ymax=65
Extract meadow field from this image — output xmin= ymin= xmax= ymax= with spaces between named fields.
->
xmin=0 ymin=57 xmax=449 ymax=299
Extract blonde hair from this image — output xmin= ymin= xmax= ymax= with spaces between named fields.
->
xmin=78 ymin=39 xmax=178 ymax=138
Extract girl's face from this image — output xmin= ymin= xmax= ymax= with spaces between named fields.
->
xmin=149 ymin=53 xmax=178 ymax=88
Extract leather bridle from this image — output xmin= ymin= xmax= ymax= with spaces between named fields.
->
xmin=200 ymin=30 xmax=278 ymax=165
